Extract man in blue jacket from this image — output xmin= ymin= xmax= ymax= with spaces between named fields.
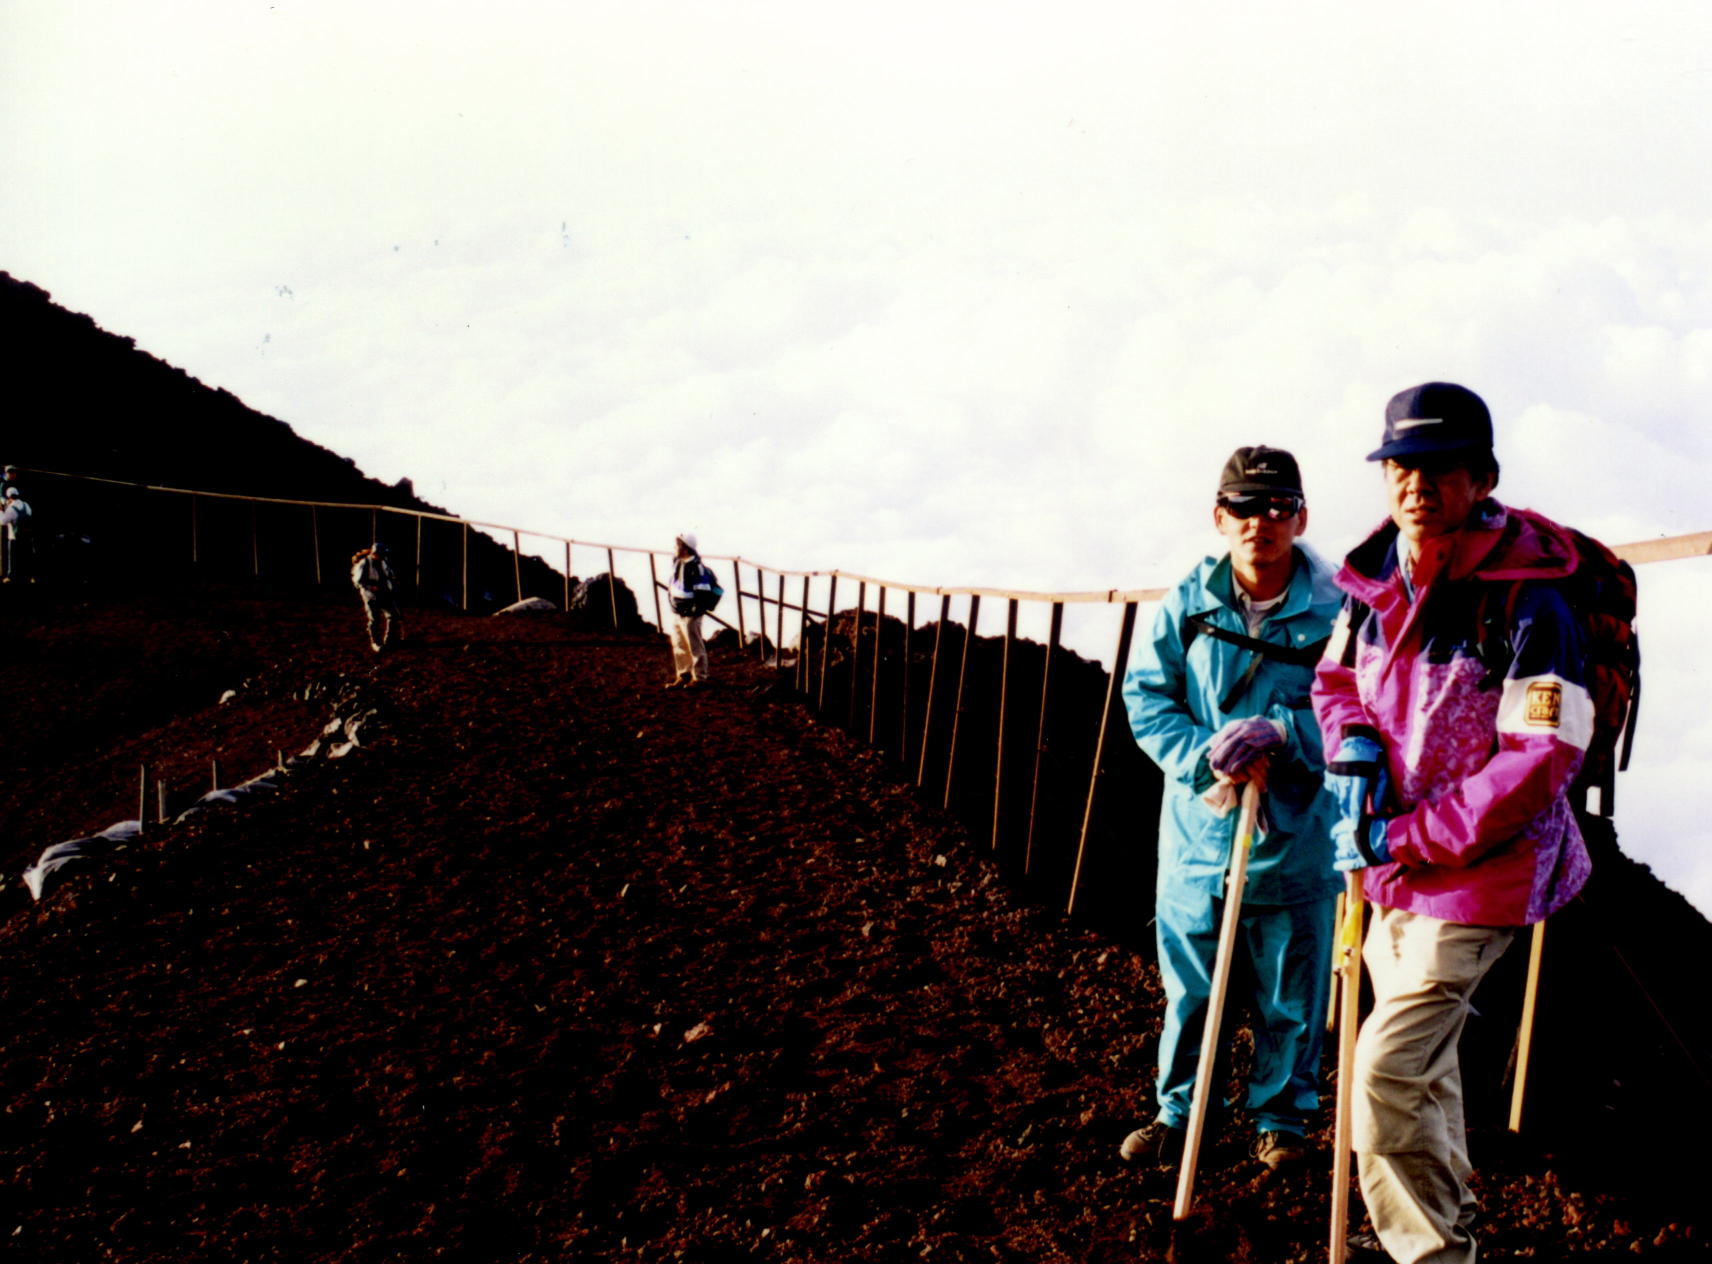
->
xmin=1119 ymin=446 xmax=1343 ymax=1171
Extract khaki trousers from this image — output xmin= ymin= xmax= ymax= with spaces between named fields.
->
xmin=670 ymin=614 xmax=708 ymax=680
xmin=1355 ymin=906 xmax=1515 ymax=1264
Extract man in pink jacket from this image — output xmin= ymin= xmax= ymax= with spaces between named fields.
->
xmin=1311 ymin=382 xmax=1592 ymax=1264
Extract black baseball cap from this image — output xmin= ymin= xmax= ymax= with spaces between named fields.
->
xmin=1218 ymin=445 xmax=1304 ymax=497
xmin=1369 ymin=382 xmax=1494 ymax=462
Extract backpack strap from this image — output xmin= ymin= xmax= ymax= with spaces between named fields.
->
xmin=1183 ymin=612 xmax=1330 ymax=668
xmin=1183 ymin=611 xmax=1332 ymax=714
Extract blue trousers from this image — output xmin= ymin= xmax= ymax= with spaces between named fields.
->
xmin=1154 ymin=888 xmax=1337 ymax=1135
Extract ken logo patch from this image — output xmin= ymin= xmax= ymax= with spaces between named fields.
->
xmin=1525 ymin=680 xmax=1563 ymax=728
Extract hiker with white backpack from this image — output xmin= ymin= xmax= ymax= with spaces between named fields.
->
xmin=665 ymin=532 xmax=720 ymax=689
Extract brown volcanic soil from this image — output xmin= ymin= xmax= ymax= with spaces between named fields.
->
xmin=0 ymin=586 xmax=1704 ymax=1262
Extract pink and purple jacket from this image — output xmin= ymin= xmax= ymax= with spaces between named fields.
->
xmin=1310 ymin=498 xmax=1592 ymax=926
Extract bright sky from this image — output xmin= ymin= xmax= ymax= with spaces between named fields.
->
xmin=5 ymin=0 xmax=1711 ymax=912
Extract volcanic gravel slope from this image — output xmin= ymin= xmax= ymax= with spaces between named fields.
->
xmin=0 ymin=587 xmax=1704 ymax=1262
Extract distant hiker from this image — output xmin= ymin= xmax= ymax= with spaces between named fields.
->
xmin=351 ymin=542 xmax=403 ymax=653
xmin=1312 ymin=383 xmax=1593 ymax=1264
xmin=2 ymin=487 xmax=34 ymax=583
xmin=1 ymin=466 xmax=19 ymax=501
xmin=665 ymin=532 xmax=714 ymax=689
xmin=1118 ymin=446 xmax=1342 ymax=1172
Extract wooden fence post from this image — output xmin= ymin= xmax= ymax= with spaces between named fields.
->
xmin=1067 ymin=602 xmax=1139 ymax=916
xmin=776 ymin=571 xmax=786 ymax=668
xmin=461 ymin=522 xmax=470 ymax=611
xmin=250 ymin=502 xmax=260 ymax=577
xmin=849 ymin=581 xmax=867 ymax=726
xmin=869 ymin=586 xmax=886 ymax=749
xmin=512 ymin=530 xmax=524 ymax=604
xmin=991 ymin=598 xmax=1018 ymax=853
xmin=564 ymin=541 xmax=572 ymax=612
xmin=605 ymin=547 xmax=619 ymax=629
xmin=916 ymin=594 xmax=950 ymax=787
xmin=1025 ymin=602 xmax=1064 ymax=875
xmin=817 ymin=576 xmax=838 ymax=714
xmin=798 ymin=575 xmax=811 ymax=692
xmin=754 ymin=565 xmax=769 ymax=660
xmin=732 ymin=560 xmax=748 ymax=650
xmin=211 ymin=760 xmax=222 ymax=792
xmin=901 ymin=592 xmax=916 ymax=766
xmin=648 ymin=553 xmax=663 ymax=632
xmin=310 ymin=506 xmax=323 ymax=585
xmin=138 ymin=764 xmax=149 ymax=833
xmin=190 ymin=494 xmax=199 ymax=567
xmin=943 ymin=594 xmax=981 ymax=811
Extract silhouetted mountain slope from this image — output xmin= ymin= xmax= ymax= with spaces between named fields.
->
xmin=3 ymin=272 xmax=421 ymax=505
xmin=0 ymin=273 xmax=654 ymax=619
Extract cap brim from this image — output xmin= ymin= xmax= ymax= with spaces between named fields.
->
xmin=1220 ymin=482 xmax=1303 ymax=496
xmin=1366 ymin=435 xmax=1489 ymax=462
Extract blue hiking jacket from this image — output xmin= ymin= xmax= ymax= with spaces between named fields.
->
xmin=1123 ymin=548 xmax=1344 ymax=906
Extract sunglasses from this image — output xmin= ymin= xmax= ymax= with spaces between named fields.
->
xmin=1218 ymin=494 xmax=1303 ymax=521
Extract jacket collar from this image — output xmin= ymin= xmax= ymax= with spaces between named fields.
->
xmin=1204 ymin=546 xmax=1320 ymax=622
xmin=1336 ymin=497 xmax=1578 ymax=603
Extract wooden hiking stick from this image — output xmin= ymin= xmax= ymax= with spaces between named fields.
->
xmin=1327 ymin=889 xmax=1345 ymax=1033
xmin=1329 ymin=870 xmax=1367 ymax=1264
xmin=1173 ymin=781 xmax=1260 ymax=1222
xmin=1508 ymin=918 xmax=1546 ymax=1132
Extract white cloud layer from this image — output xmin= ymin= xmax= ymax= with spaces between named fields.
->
xmin=5 ymin=0 xmax=1711 ymax=911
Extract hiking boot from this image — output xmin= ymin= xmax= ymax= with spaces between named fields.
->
xmin=663 ymin=675 xmax=690 ymax=690
xmin=1252 ymin=1130 xmax=1307 ymax=1169
xmin=1118 ymin=1121 xmax=1185 ymax=1167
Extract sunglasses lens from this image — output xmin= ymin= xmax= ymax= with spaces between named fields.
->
xmin=1220 ymin=495 xmax=1300 ymax=520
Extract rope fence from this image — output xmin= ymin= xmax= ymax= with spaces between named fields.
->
xmin=12 ymin=466 xmax=1712 ymax=921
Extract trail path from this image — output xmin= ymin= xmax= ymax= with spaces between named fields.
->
xmin=0 ymin=591 xmax=1698 ymax=1261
